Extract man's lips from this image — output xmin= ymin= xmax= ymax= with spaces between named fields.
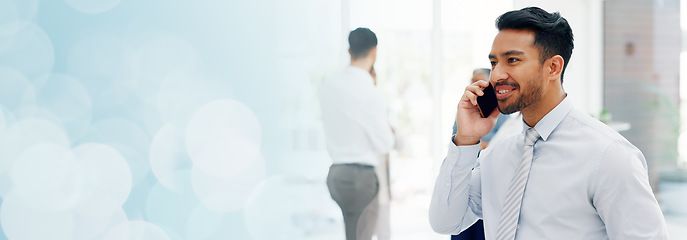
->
xmin=494 ymin=83 xmax=517 ymax=99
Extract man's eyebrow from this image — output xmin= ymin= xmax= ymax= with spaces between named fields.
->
xmin=489 ymin=50 xmax=525 ymax=59
xmin=503 ymin=50 xmax=525 ymax=57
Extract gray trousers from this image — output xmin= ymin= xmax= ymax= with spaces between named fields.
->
xmin=327 ymin=164 xmax=379 ymax=240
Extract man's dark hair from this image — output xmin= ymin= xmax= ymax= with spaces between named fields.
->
xmin=348 ymin=27 xmax=377 ymax=59
xmin=496 ymin=7 xmax=574 ymax=82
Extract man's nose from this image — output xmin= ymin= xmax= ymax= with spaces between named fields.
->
xmin=490 ymin=65 xmax=508 ymax=83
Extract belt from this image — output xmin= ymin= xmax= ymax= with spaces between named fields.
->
xmin=333 ymin=163 xmax=374 ymax=168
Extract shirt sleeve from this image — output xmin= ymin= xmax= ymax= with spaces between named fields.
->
xmin=592 ymin=140 xmax=668 ymax=239
xmin=358 ymin=88 xmax=395 ymax=154
xmin=428 ymin=137 xmax=483 ymax=234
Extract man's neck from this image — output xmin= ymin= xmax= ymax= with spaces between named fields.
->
xmin=521 ymin=91 xmax=567 ymax=127
xmin=350 ymin=58 xmax=373 ymax=72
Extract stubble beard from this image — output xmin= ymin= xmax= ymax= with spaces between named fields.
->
xmin=497 ymin=75 xmax=543 ymax=115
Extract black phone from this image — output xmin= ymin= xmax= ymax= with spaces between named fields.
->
xmin=476 ymin=83 xmax=498 ymax=118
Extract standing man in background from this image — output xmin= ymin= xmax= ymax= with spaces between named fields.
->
xmin=321 ymin=27 xmax=395 ymax=240
xmin=430 ymin=7 xmax=667 ymax=239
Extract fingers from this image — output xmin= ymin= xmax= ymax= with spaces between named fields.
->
xmin=463 ymin=89 xmax=478 ymax=105
xmin=463 ymin=80 xmax=490 ymax=105
xmin=466 ymin=85 xmax=484 ymax=96
xmin=474 ymin=79 xmax=490 ymax=88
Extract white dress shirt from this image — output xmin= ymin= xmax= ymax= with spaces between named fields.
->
xmin=429 ymin=97 xmax=668 ymax=239
xmin=488 ymin=112 xmax=521 ymax=146
xmin=320 ymin=65 xmax=394 ymax=166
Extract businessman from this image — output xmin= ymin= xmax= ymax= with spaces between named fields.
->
xmin=429 ymin=7 xmax=668 ymax=239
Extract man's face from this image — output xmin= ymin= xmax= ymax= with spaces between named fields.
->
xmin=488 ymin=29 xmax=545 ymax=114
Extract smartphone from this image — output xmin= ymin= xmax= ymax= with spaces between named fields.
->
xmin=476 ymin=83 xmax=498 ymax=118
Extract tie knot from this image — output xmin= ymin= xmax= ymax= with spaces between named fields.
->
xmin=524 ymin=128 xmax=540 ymax=146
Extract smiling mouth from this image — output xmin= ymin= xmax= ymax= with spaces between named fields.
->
xmin=494 ymin=82 xmax=518 ymax=100
xmin=496 ymin=90 xmax=514 ymax=100
xmin=495 ymin=87 xmax=517 ymax=100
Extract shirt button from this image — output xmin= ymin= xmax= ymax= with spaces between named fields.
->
xmin=517 ymin=224 xmax=520 ymax=229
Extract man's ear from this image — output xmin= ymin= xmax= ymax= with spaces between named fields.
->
xmin=547 ymin=55 xmax=564 ymax=81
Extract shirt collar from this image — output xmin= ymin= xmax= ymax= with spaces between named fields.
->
xmin=521 ymin=96 xmax=573 ymax=141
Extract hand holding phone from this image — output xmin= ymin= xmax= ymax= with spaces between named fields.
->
xmin=454 ymin=80 xmax=499 ymax=146
xmin=476 ymin=83 xmax=498 ymax=118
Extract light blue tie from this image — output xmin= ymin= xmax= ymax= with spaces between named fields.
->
xmin=495 ymin=128 xmax=540 ymax=240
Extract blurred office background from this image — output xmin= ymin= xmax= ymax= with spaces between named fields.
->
xmin=0 ymin=0 xmax=686 ymax=239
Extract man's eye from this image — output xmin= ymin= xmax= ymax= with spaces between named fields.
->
xmin=508 ymin=58 xmax=519 ymax=63
xmin=490 ymin=61 xmax=496 ymax=66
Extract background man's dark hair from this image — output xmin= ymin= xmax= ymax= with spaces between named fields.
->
xmin=348 ymin=27 xmax=378 ymax=59
xmin=496 ymin=7 xmax=574 ymax=83
xmin=473 ymin=68 xmax=491 ymax=76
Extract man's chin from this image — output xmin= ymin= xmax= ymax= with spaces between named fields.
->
xmin=497 ymin=103 xmax=519 ymax=115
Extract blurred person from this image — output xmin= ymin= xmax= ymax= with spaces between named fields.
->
xmin=430 ymin=7 xmax=667 ymax=239
xmin=371 ymin=66 xmax=377 ymax=85
xmin=375 ymin=154 xmax=391 ymax=240
xmin=320 ymin=27 xmax=395 ymax=240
